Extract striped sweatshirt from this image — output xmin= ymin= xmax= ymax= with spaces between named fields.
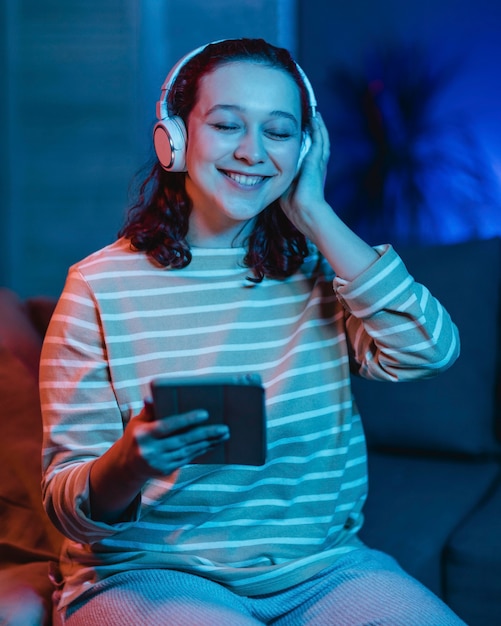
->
xmin=40 ymin=238 xmax=459 ymax=609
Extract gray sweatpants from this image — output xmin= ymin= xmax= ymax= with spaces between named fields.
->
xmin=59 ymin=548 xmax=466 ymax=625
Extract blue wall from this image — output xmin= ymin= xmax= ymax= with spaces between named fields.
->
xmin=297 ymin=0 xmax=501 ymax=246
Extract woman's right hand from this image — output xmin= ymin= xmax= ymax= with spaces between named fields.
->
xmin=89 ymin=401 xmax=229 ymax=524
xmin=122 ymin=400 xmax=230 ymax=480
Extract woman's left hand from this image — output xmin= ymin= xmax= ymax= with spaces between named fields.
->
xmin=279 ymin=112 xmax=332 ymax=244
xmin=279 ymin=112 xmax=379 ymax=280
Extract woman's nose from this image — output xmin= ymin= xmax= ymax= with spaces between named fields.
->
xmin=234 ymin=130 xmax=265 ymax=164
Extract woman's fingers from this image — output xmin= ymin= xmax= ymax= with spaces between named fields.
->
xmin=132 ymin=408 xmax=230 ymax=475
xmin=152 ymin=409 xmax=209 ymax=436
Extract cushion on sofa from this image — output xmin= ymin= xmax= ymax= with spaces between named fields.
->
xmin=0 ymin=347 xmax=63 ymax=559
xmin=0 ymin=562 xmax=56 ymax=626
xmin=445 ymin=473 xmax=501 ymax=626
xmin=0 ymin=292 xmax=63 ymax=625
xmin=352 ymin=237 xmax=501 ymax=455
xmin=359 ymin=451 xmax=499 ymax=600
xmin=0 ymin=288 xmax=46 ymax=380
xmin=26 ymin=296 xmax=58 ymax=339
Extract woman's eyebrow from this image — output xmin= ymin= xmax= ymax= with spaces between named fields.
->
xmin=206 ymin=104 xmax=243 ymax=115
xmin=270 ymin=110 xmax=299 ymax=126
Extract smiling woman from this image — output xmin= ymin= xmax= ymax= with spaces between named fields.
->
xmin=130 ymin=38 xmax=317 ymax=281
xmin=39 ymin=38 xmax=465 ymax=625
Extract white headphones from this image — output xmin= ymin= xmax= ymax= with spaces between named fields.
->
xmin=153 ymin=40 xmax=317 ymax=172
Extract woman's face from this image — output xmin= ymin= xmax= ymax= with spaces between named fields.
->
xmin=184 ymin=61 xmax=303 ymax=245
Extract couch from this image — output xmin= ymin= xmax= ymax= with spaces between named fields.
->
xmin=355 ymin=236 xmax=501 ymax=626
xmin=0 ymin=289 xmax=64 ymax=625
xmin=0 ymin=237 xmax=500 ymax=625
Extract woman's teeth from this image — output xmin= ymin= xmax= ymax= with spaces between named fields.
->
xmin=224 ymin=172 xmax=265 ymax=186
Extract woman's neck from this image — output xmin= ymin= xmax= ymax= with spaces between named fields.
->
xmin=187 ymin=214 xmax=256 ymax=248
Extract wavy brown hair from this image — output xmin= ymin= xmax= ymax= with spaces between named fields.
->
xmin=119 ymin=38 xmax=314 ymax=281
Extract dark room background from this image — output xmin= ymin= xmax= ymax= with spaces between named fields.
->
xmin=2 ymin=0 xmax=500 ymax=298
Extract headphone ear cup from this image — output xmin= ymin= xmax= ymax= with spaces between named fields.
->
xmin=296 ymin=132 xmax=312 ymax=173
xmin=153 ymin=115 xmax=188 ymax=172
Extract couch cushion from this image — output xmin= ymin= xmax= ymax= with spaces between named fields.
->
xmin=0 ymin=288 xmax=45 ymax=380
xmin=352 ymin=237 xmax=501 ymax=455
xmin=0 ymin=346 xmax=64 ymax=624
xmin=26 ymin=296 xmax=57 ymax=339
xmin=0 ymin=346 xmax=63 ymax=559
xmin=359 ymin=451 xmax=499 ymax=598
xmin=0 ymin=562 xmax=55 ymax=626
xmin=445 ymin=474 xmax=501 ymax=626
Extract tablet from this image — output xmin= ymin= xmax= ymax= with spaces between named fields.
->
xmin=150 ymin=374 xmax=266 ymax=465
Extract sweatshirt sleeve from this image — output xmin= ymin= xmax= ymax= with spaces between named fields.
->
xmin=40 ymin=267 xmax=141 ymax=543
xmin=333 ymin=244 xmax=460 ymax=381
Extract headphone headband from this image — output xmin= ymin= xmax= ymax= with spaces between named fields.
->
xmin=156 ymin=40 xmax=317 ymax=122
xmin=156 ymin=42 xmax=214 ymax=121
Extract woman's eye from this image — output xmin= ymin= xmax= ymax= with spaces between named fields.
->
xmin=265 ymin=129 xmax=293 ymax=140
xmin=211 ymin=123 xmax=239 ymax=132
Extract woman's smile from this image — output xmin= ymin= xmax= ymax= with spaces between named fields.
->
xmin=220 ymin=169 xmax=270 ymax=188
